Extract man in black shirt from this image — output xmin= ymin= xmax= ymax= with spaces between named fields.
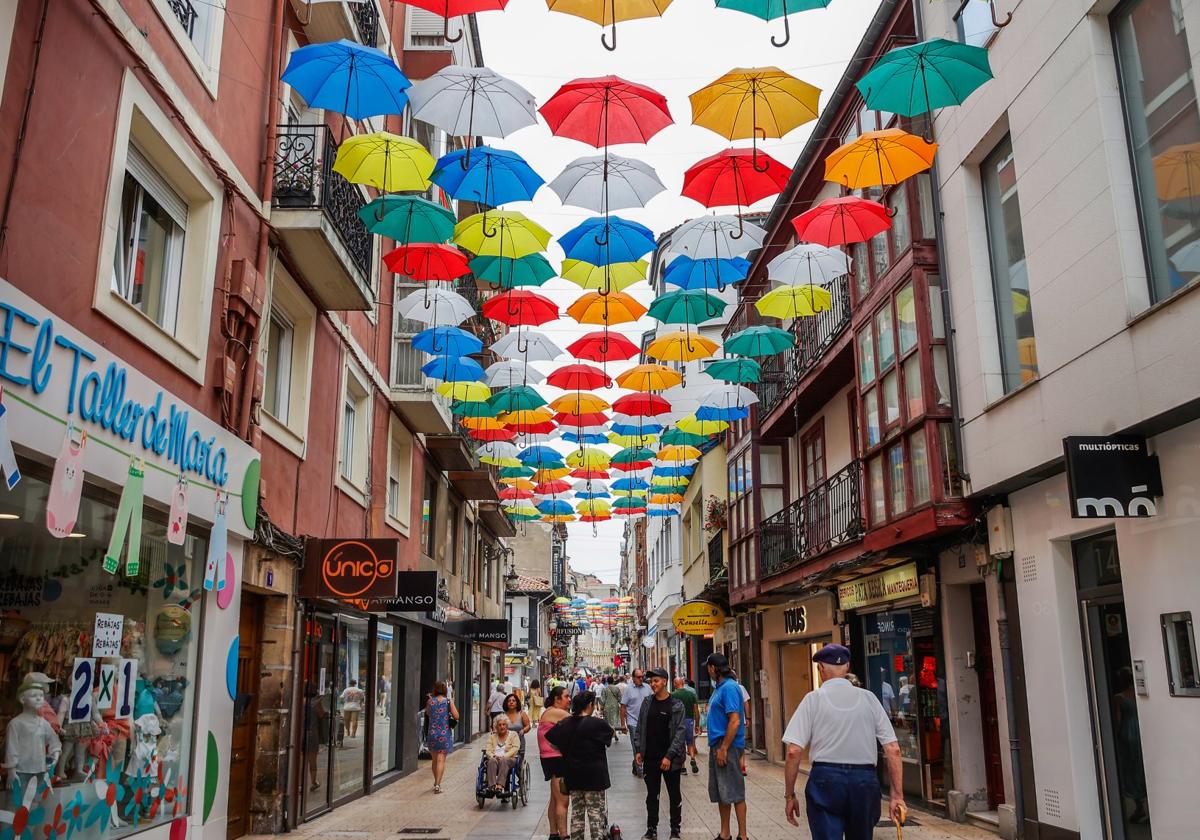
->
xmin=633 ymin=667 xmax=687 ymax=840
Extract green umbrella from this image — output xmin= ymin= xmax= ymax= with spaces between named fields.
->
xmin=470 ymin=254 xmax=557 ymax=288
xmin=724 ymin=325 xmax=795 ymax=357
xmin=508 ymin=511 xmax=543 ymax=522
xmin=358 ymin=195 xmax=456 ymax=243
xmin=451 ymin=400 xmax=499 ymax=418
xmin=614 ymin=496 xmax=647 ymax=509
xmin=856 ymin=38 xmax=993 ymax=118
xmin=612 ymin=446 xmax=655 ymax=464
xmin=651 ymin=483 xmax=689 ymax=494
xmin=499 ymin=465 xmax=535 ymax=479
xmin=660 ymin=428 xmax=709 ymax=447
xmin=488 ymin=385 xmax=547 ymax=413
xmin=714 ymin=0 xmax=830 ymax=47
xmin=647 ymin=290 xmax=727 ymax=325
xmin=704 ymin=357 xmax=762 ymax=383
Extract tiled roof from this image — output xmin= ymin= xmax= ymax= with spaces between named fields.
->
xmin=508 ymin=574 xmax=551 ymax=593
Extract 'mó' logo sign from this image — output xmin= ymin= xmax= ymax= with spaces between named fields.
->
xmin=321 ymin=542 xmax=393 ymax=597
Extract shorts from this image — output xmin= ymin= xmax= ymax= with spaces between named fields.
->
xmin=541 ymin=756 xmax=565 ymax=781
xmin=708 ymin=746 xmax=746 ymax=804
xmin=684 ymin=719 xmax=695 ymax=747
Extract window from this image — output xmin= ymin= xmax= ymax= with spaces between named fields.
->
xmin=910 ymin=430 xmax=931 ymax=506
xmin=422 ymin=474 xmax=438 ymax=557
xmin=938 ymin=422 xmax=964 ymax=497
xmin=800 ymin=421 xmax=826 ymax=493
xmin=387 ymin=476 xmax=401 ymax=519
xmin=258 ymin=262 xmax=315 ymax=454
xmin=339 ymin=366 xmax=370 ymax=491
xmin=447 ymin=501 xmax=461 ymax=574
xmin=956 ymin=0 xmax=999 ymax=47
xmin=868 ymin=455 xmax=886 ymax=525
xmin=111 ymin=148 xmax=186 ymax=333
xmin=386 ymin=418 xmax=414 ymax=529
xmin=263 ymin=309 xmax=293 ymax=423
xmin=1114 ymin=0 xmax=1200 ymax=303
xmin=981 ymin=135 xmax=1038 ymax=392
xmin=154 ymin=0 xmax=225 ymax=94
xmin=340 ymin=398 xmax=356 ymax=481
xmin=858 ymin=328 xmax=876 ymax=385
xmin=888 ymin=444 xmax=907 ymax=514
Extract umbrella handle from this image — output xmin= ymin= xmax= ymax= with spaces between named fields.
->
xmin=729 ymin=214 xmax=746 ymax=240
xmin=770 ymin=3 xmax=791 ymax=48
xmin=990 ymin=0 xmax=1013 ymax=27
xmin=752 ymin=135 xmax=771 ymax=174
xmin=506 ymin=290 xmax=520 ymax=318
xmin=601 ymin=1 xmax=617 ymax=51
xmin=443 ymin=11 xmax=463 ymax=43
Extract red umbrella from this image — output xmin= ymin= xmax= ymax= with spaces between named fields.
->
xmin=403 ymin=0 xmax=508 ymax=42
xmin=580 ymin=515 xmax=612 ymax=523
xmin=611 ymin=460 xmax=652 ymax=472
xmin=383 ymin=244 xmax=471 ymax=281
xmin=482 ymin=290 xmax=559 ymax=326
xmin=612 ymin=393 xmax=671 ymax=417
xmin=499 ymin=487 xmax=534 ymax=500
xmin=567 ymin=331 xmax=640 ymax=362
xmin=554 ymin=412 xmax=610 ymax=428
xmin=571 ymin=468 xmax=611 ymax=480
xmin=540 ymin=76 xmax=673 ymax=147
xmin=682 ymin=148 xmax=791 ymax=208
xmin=791 ymin=196 xmax=892 ymax=246
xmin=546 ymin=363 xmax=613 ymax=390
xmin=534 ymin=480 xmax=573 ymax=495
xmin=470 ymin=428 xmax=516 ymax=442
xmin=507 ymin=420 xmax=558 ymax=434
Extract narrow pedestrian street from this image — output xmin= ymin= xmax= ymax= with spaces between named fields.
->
xmin=260 ymin=733 xmax=995 ymax=840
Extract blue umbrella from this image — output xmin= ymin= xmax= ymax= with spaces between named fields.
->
xmin=647 ymin=507 xmax=681 ymax=517
xmin=611 ymin=422 xmax=664 ymax=437
xmin=281 ymin=40 xmax=411 ymax=120
xmin=663 ymin=256 xmax=751 ymax=291
xmin=433 ymin=147 xmax=544 ymax=206
xmin=562 ymin=431 xmax=609 ymax=445
xmin=413 ymin=326 xmax=483 ymax=356
xmin=653 ymin=465 xmax=694 ymax=478
xmin=697 ymin=404 xmax=750 ymax=422
xmin=537 ymin=499 xmax=574 ymax=516
xmin=612 ymin=477 xmax=650 ymax=492
xmin=559 ymin=216 xmax=656 ymax=265
xmin=575 ymin=488 xmax=611 ymax=500
xmin=519 ymin=445 xmax=566 ymax=466
xmin=421 ymin=355 xmax=484 ymax=382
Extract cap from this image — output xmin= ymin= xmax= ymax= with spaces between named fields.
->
xmin=704 ymin=652 xmax=729 ymax=669
xmin=646 ymin=667 xmax=669 ymax=680
xmin=812 ymin=643 xmax=851 ymax=666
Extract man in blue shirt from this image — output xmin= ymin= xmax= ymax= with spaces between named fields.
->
xmin=704 ymin=653 xmax=747 ymax=840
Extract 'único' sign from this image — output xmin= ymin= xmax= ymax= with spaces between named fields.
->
xmin=300 ymin=539 xmax=399 ymax=600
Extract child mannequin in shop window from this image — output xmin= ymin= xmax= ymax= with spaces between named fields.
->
xmin=4 ymin=680 xmax=62 ymax=802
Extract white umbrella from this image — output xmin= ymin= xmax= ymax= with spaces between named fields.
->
xmin=484 ymin=359 xmax=546 ymax=387
xmin=406 ymin=66 xmax=538 ymax=140
xmin=697 ymin=383 xmax=760 ymax=408
xmin=396 ymin=287 xmax=476 ymax=325
xmin=549 ymin=154 xmax=666 ymax=212
xmin=491 ymin=329 xmax=563 ymax=362
xmin=768 ymin=243 xmax=850 ymax=286
xmin=478 ymin=441 xmax=520 ymax=463
xmin=668 ymin=214 xmax=766 ymax=260
xmin=511 ymin=432 xmax=557 ymax=447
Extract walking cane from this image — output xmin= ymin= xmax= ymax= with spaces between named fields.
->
xmin=893 ymin=802 xmax=908 ymax=839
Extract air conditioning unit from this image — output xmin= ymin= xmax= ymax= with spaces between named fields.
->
xmin=987 ymin=505 xmax=1014 ymax=559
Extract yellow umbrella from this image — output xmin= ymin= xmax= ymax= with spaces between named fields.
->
xmin=576 ymin=499 xmax=613 ymax=516
xmin=481 ymin=453 xmax=522 ymax=468
xmin=567 ymin=448 xmax=612 ymax=469
xmin=501 ymin=477 xmax=537 ymax=490
xmin=609 ymin=433 xmax=659 ymax=448
xmin=646 ymin=331 xmax=719 ymax=362
xmin=546 ymin=0 xmax=673 ymax=50
xmin=460 ymin=416 xmax=507 ymax=431
xmin=549 ymin=393 xmax=611 ymax=414
xmin=561 ymin=259 xmax=648 ymax=292
xmin=436 ymin=381 xmax=491 ymax=401
xmin=677 ymin=414 xmax=729 ymax=435
xmin=615 ymin=364 xmax=683 ymax=392
xmin=691 ymin=68 xmax=820 ymax=169
xmin=823 ymin=128 xmax=937 ymax=189
xmin=333 ymin=132 xmax=435 ymax=192
xmin=533 ymin=467 xmax=572 ymax=482
xmin=542 ymin=514 xmax=577 ymax=523
xmin=453 ymin=211 xmax=551 ymax=258
xmin=657 ymin=444 xmax=702 ymax=462
xmin=567 ymin=291 xmax=647 ymax=326
xmin=651 ymin=474 xmax=688 ymax=486
xmin=755 ymin=284 xmax=832 ymax=319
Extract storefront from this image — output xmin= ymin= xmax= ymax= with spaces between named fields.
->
xmin=839 ymin=561 xmax=950 ymax=806
xmin=759 ymin=595 xmax=835 ymax=763
xmin=0 ymin=284 xmax=258 ymax=840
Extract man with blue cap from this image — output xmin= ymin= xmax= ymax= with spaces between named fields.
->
xmin=781 ymin=643 xmax=905 ymax=839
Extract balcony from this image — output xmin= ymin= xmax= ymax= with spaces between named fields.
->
xmin=757 ymin=273 xmax=852 ymax=418
xmin=760 ymin=460 xmax=865 ymax=577
xmin=449 ymin=469 xmax=501 ymax=501
xmin=389 ymin=332 xmax=455 ymax=435
xmin=478 ymin=501 xmax=517 ymax=538
xmin=272 ymin=124 xmax=374 ymax=311
xmin=708 ymin=532 xmax=726 ymax=583
xmin=166 ymin=0 xmax=198 ymax=36
xmin=291 ymin=0 xmax=380 ymax=47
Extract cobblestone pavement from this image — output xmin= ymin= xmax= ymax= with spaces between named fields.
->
xmin=257 ymin=732 xmax=998 ymax=840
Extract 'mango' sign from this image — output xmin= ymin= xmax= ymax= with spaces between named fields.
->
xmin=301 ymin=539 xmax=398 ymax=600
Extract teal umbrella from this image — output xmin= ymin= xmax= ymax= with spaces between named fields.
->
xmin=856 ymin=39 xmax=993 ymax=118
xmin=451 ymin=400 xmax=498 ymax=418
xmin=499 ymin=465 xmax=535 ymax=478
xmin=358 ymin=195 xmax=455 ymax=243
xmin=470 ymin=254 xmax=556 ymax=288
xmin=612 ymin=446 xmax=655 ymax=464
xmin=714 ymin=0 xmax=831 ymax=48
xmin=647 ymin=290 xmax=727 ymax=325
xmin=705 ymin=357 xmax=762 ymax=383
xmin=660 ymin=428 xmax=709 ymax=447
xmin=724 ymin=325 xmax=795 ymax=357
xmin=489 ymin=385 xmax=547 ymax=413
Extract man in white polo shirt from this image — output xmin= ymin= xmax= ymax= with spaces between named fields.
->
xmin=781 ymin=644 xmax=905 ymax=840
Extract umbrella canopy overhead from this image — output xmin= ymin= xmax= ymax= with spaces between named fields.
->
xmin=615 ymin=364 xmax=683 ymax=392
xmin=691 ymin=67 xmax=820 ymax=167
xmin=383 ymin=243 xmax=471 ymax=281
xmin=396 ymin=287 xmax=477 ymax=325
xmin=663 ymin=256 xmax=750 ymax=291
xmin=485 ymin=360 xmax=545 ymax=388
xmin=559 ymin=216 xmax=657 ymax=265
xmin=482 ymin=290 xmax=559 ymax=326
xmin=856 ymin=39 xmax=993 ymax=117
xmin=333 ymin=132 xmax=434 ymax=192
xmin=491 ymin=330 xmax=564 ymax=361
xmin=358 ymin=195 xmax=455 ymax=243
xmin=714 ymin=0 xmax=832 ymax=47
xmin=561 ymin=259 xmax=648 ymax=292
xmin=546 ymin=363 xmax=613 ymax=390
xmin=550 ymin=154 xmax=667 ymax=212
xmin=682 ymin=148 xmax=791 ymax=208
xmin=470 ymin=254 xmax=557 ymax=288
xmin=541 ymin=76 xmax=673 ymax=143
xmin=791 ymin=196 xmax=891 ymax=246
xmin=669 ymin=215 xmax=767 ymax=259
xmin=756 ymin=284 xmax=833 ymax=319
xmin=767 ymin=244 xmax=851 ymax=285
xmin=567 ymin=291 xmax=648 ymax=325
xmin=453 ymin=211 xmax=552 ymax=257
xmin=824 ymin=128 xmax=937 ymax=189
xmin=413 ymin=326 xmax=483 ymax=356
xmin=403 ymin=0 xmax=510 ymax=41
xmin=406 ymin=65 xmax=538 ymax=139
xmin=281 ymin=40 xmax=411 ymax=120
xmin=433 ymin=146 xmax=545 ymax=206
xmin=567 ymin=331 xmax=641 ymax=362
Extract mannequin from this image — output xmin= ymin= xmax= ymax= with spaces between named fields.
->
xmin=55 ymin=693 xmax=102 ymax=782
xmin=4 ymin=681 xmax=62 ymax=804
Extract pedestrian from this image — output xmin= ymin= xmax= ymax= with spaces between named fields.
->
xmin=545 ymin=691 xmax=615 ymax=840
xmin=782 ymin=644 xmax=906 ymax=839
xmin=620 ymin=669 xmax=653 ymax=776
xmin=529 ymin=679 xmax=545 ymax=724
xmin=426 ymin=681 xmax=459 ymax=794
xmin=728 ymin=670 xmax=752 ymax=777
xmin=488 ymin=679 xmax=508 ymax=721
xmin=484 ymin=715 xmax=521 ymax=794
xmin=340 ymin=679 xmax=365 ymax=738
xmin=600 ymin=677 xmax=623 ymax=740
xmin=671 ymin=677 xmax=701 ymax=774
xmin=502 ymin=692 xmax=532 ymax=752
xmin=704 ymin=653 xmax=748 ymax=840
xmin=539 ymin=686 xmax=572 ymax=840
xmin=633 ymin=668 xmax=687 ymax=840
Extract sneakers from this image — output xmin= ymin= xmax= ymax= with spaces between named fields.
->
xmin=690 ymin=759 xmax=699 ymax=774
xmin=669 ymin=832 xmax=681 ymax=839
xmin=641 ymin=831 xmax=656 ymax=840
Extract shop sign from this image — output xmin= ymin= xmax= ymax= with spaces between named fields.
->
xmin=672 ymin=600 xmax=726 ymax=636
xmin=837 ymin=563 xmax=919 ymax=611
xmin=555 ymin=624 xmax=584 ymax=636
xmin=342 ymin=571 xmax=438 ymax=612
xmin=783 ymin=605 xmax=808 ymax=635
xmin=1063 ymin=436 xmax=1163 ymax=518
xmin=300 ymin=539 xmax=399 ymax=600
xmin=459 ymin=619 xmax=509 ymax=643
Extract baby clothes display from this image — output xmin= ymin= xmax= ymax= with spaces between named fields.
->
xmin=46 ymin=427 xmax=87 ymax=538
xmin=4 ymin=681 xmax=62 ymax=776
xmin=167 ymin=476 xmax=189 ymax=546
xmin=203 ymin=492 xmax=228 ymax=591
xmin=0 ymin=389 xmax=21 ymax=491
xmin=102 ymin=458 xmax=145 ymax=577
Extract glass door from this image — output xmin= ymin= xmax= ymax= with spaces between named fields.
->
xmin=373 ymin=623 xmax=402 ymax=777
xmin=301 ymin=615 xmax=336 ymax=819
xmin=333 ymin=615 xmax=370 ymax=802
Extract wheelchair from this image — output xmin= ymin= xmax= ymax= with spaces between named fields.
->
xmin=474 ymin=747 xmax=529 ymax=809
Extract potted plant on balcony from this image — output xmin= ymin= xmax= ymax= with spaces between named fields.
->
xmin=703 ymin=496 xmax=727 ymax=534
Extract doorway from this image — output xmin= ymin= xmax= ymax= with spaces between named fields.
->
xmin=227 ymin=593 xmax=264 ymax=839
xmin=969 ymin=584 xmax=1005 ymax=809
xmin=1075 ymin=533 xmax=1151 ymax=840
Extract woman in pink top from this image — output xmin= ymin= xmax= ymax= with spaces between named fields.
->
xmin=538 ymin=685 xmax=571 ymax=840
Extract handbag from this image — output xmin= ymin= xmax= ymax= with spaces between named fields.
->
xmin=445 ymin=698 xmax=457 ymax=729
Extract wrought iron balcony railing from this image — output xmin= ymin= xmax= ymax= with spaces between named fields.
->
xmin=760 ymin=459 xmax=865 ymax=577
xmin=352 ymin=1 xmax=380 ymax=45
xmin=167 ymin=0 xmax=198 ymax=37
xmin=272 ymin=124 xmax=373 ymax=278
xmin=708 ymin=532 xmax=726 ymax=582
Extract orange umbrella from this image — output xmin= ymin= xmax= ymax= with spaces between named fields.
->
xmin=533 ymin=467 xmax=572 ymax=482
xmin=460 ymin=416 xmax=508 ymax=430
xmin=549 ymin=393 xmax=611 ymax=414
xmin=824 ymin=128 xmax=937 ymax=189
xmin=1153 ymin=142 xmax=1200 ymax=201
xmin=498 ymin=408 xmax=555 ymax=426
xmin=567 ymin=291 xmax=647 ymax=326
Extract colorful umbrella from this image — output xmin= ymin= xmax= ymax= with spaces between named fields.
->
xmin=490 ymin=386 xmax=548 ymax=412
xmin=358 ymin=195 xmax=455 ymax=242
xmin=432 ymin=146 xmax=544 ymax=206
xmin=559 ymin=216 xmax=657 ymax=266
xmin=561 ymin=259 xmax=648 ymax=292
xmin=645 ymin=331 xmax=720 ymax=362
xmin=383 ymin=244 xmax=471 ymax=281
xmin=647 ymin=289 xmax=726 ymax=324
xmin=567 ymin=331 xmax=641 ymax=362
xmin=612 ymin=393 xmax=671 ymax=417
xmin=550 ymin=154 xmax=666 ymax=212
xmin=714 ymin=0 xmax=831 ymax=48
xmin=659 ymin=428 xmax=709 ymax=446
xmin=333 ymin=132 xmax=434 ymax=192
xmin=704 ymin=357 xmax=761 ymax=383
xmin=682 ymin=148 xmax=791 ymax=229
xmin=546 ymin=363 xmax=613 ymax=390
xmin=403 ymin=0 xmax=510 ymax=42
xmin=491 ymin=330 xmax=563 ymax=361
xmin=521 ymin=445 xmax=568 ymax=467
xmin=549 ymin=393 xmax=611 ymax=414
xmin=615 ymin=364 xmax=683 ymax=392
xmin=541 ymin=76 xmax=673 ymax=145
xmin=663 ymin=256 xmax=750 ymax=292
xmin=856 ymin=39 xmax=992 ymax=118
xmin=452 ymin=398 xmax=498 ymax=417
xmin=535 ymin=480 xmax=574 ymax=495
xmin=791 ymin=196 xmax=891 ymax=246
xmin=396 ymin=287 xmax=477 ymax=325
xmin=567 ymin=291 xmax=647 ymax=325
xmin=422 ymin=356 xmax=485 ymax=382
xmin=657 ymin=444 xmax=702 ymax=461
xmin=767 ymin=243 xmax=850 ymax=285
xmin=470 ymin=254 xmax=557 ymax=289
xmin=567 ymin=449 xmax=612 ymax=469
xmin=406 ymin=65 xmax=537 ymax=145
xmin=823 ymin=128 xmax=937 ymax=189
xmin=756 ymin=284 xmax=833 ymax=319
xmin=482 ymin=290 xmax=559 ymax=326
xmin=438 ymin=382 xmax=491 ymax=401
xmin=281 ymin=40 xmax=411 ymax=120
xmin=453 ymin=211 xmax=551 ymax=258
xmin=669 ymin=215 xmax=766 ymax=260
xmin=413 ymin=325 xmax=483 ymax=356
xmin=724 ymin=325 xmax=796 ymax=357
xmin=485 ymin=359 xmax=546 ymax=387
xmin=612 ymin=446 xmax=655 ymax=464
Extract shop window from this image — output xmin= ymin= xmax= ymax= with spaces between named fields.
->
xmin=981 ymin=134 xmax=1038 ymax=393
xmin=0 ymin=469 xmax=202 ymax=840
xmin=1113 ymin=0 xmax=1200 ymax=304
xmin=910 ymin=430 xmax=932 ymax=506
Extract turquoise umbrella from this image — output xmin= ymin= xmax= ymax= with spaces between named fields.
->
xmin=704 ymin=357 xmax=762 ymax=383
xmin=647 ymin=290 xmax=727 ymax=325
xmin=724 ymin=325 xmax=795 ymax=357
xmin=714 ymin=0 xmax=831 ymax=48
xmin=470 ymin=254 xmax=557 ymax=288
xmin=489 ymin=385 xmax=548 ymax=412
xmin=659 ymin=428 xmax=709 ymax=447
xmin=451 ymin=400 xmax=498 ymax=418
xmin=856 ymin=39 xmax=993 ymax=118
xmin=358 ymin=196 xmax=455 ymax=243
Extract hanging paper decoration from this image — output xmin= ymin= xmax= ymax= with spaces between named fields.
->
xmin=153 ymin=563 xmax=187 ymax=601
xmin=0 ymin=387 xmax=20 ymax=490
xmin=204 ymin=492 xmax=229 ymax=592
xmin=47 ymin=425 xmax=87 ymax=538
xmin=167 ymin=476 xmax=189 ymax=546
xmin=103 ymin=458 xmax=145 ymax=577
xmin=216 ymin=554 xmax=236 ymax=610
